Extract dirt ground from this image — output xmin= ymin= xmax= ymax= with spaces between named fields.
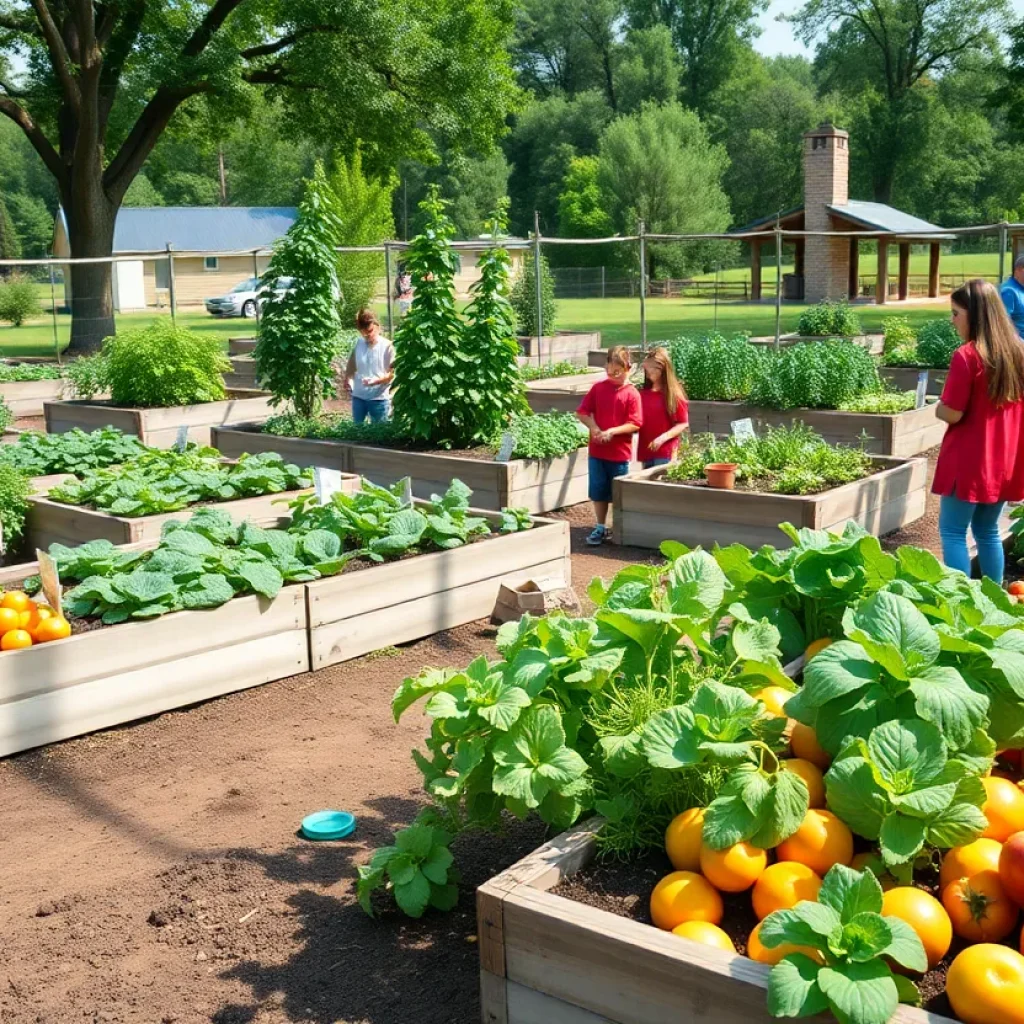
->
xmin=0 ymin=489 xmax=940 ymax=1024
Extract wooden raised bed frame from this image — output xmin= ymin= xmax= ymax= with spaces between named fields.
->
xmin=525 ymin=372 xmax=605 ymax=415
xmin=613 ymin=456 xmax=927 ymax=550
xmin=211 ymin=425 xmax=590 ymax=515
xmin=0 ymin=377 xmax=65 ymax=417
xmin=0 ymin=510 xmax=571 ymax=758
xmin=518 ymin=331 xmax=601 ymax=366
xmin=478 ymin=818 xmax=955 ymax=1024
xmin=43 ymin=391 xmax=276 ymax=448
xmin=880 ymin=365 xmax=948 ymax=398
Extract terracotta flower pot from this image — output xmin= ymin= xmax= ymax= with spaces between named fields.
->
xmin=704 ymin=462 xmax=738 ymax=490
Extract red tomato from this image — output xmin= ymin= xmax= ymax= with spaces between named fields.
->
xmin=999 ymin=831 xmax=1024 ymax=907
xmin=1009 ymin=581 xmax=1024 ymax=597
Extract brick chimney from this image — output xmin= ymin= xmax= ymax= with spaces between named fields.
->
xmin=803 ymin=123 xmax=850 ymax=302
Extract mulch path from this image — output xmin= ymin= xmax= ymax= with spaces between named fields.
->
xmin=0 ymin=470 xmax=952 ymax=1024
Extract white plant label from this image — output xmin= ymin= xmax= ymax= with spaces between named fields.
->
xmin=731 ymin=418 xmax=756 ymax=444
xmin=174 ymin=424 xmax=189 ymax=452
xmin=313 ymin=467 xmax=343 ymax=505
xmin=401 ymin=477 xmax=414 ymax=505
xmin=495 ymin=432 xmax=516 ymax=462
xmin=36 ymin=550 xmax=61 ymax=613
xmin=916 ymin=371 xmax=928 ymax=410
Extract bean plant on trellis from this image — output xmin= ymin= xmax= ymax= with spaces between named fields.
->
xmin=254 ymin=161 xmax=343 ymax=419
xmin=461 ymin=202 xmax=528 ymax=444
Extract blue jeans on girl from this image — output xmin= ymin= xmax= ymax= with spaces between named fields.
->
xmin=938 ymin=494 xmax=1006 ymax=582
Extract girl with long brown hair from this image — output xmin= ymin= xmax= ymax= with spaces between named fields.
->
xmin=639 ymin=348 xmax=689 ymax=468
xmin=933 ymin=279 xmax=1024 ymax=582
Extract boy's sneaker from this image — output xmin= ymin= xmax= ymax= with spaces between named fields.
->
xmin=586 ymin=524 xmax=608 ymax=546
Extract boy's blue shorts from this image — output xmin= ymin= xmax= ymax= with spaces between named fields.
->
xmin=588 ymin=456 xmax=630 ymax=502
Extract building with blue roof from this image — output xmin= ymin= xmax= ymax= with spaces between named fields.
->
xmin=733 ymin=124 xmax=954 ymax=304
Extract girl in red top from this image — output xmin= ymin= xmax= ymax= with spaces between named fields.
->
xmin=639 ymin=347 xmax=689 ymax=468
xmin=934 ymin=279 xmax=1024 ymax=583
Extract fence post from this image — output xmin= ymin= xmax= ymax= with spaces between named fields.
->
xmin=533 ymin=210 xmax=543 ymax=349
xmin=639 ymin=220 xmax=647 ymax=349
xmin=999 ymin=222 xmax=1009 ymax=284
xmin=774 ymin=224 xmax=783 ymax=350
xmin=166 ymin=244 xmax=177 ymax=323
xmin=49 ymin=261 xmax=60 ymax=363
xmin=384 ymin=242 xmax=394 ymax=337
xmin=601 ymin=265 xmax=606 ymax=300
xmin=252 ymin=250 xmax=261 ymax=326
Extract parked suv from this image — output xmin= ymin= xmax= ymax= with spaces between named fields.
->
xmin=204 ymin=277 xmax=294 ymax=318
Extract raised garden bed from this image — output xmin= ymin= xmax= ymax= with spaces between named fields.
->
xmin=477 ymin=818 xmax=953 ymax=1024
xmin=612 ymin=455 xmax=927 ymax=549
xmin=224 ymin=354 xmax=260 ymax=390
xmin=749 ymin=333 xmax=885 ymax=355
xmin=518 ymin=331 xmax=600 ymax=366
xmin=880 ymin=365 xmax=948 ymax=397
xmin=211 ymin=425 xmax=590 ymax=514
xmin=588 ymin=346 xmax=643 ymax=368
xmin=0 ymin=377 xmax=66 ymax=417
xmin=43 ymin=392 xmax=276 ymax=448
xmin=227 ymin=336 xmax=256 ymax=356
xmin=525 ymin=372 xmax=605 ymax=414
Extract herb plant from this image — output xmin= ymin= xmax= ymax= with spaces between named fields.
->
xmin=104 ymin=321 xmax=229 ymax=407
xmin=510 ymin=249 xmax=557 ymax=337
xmin=797 ymin=300 xmax=861 ymax=337
xmin=0 ymin=462 xmax=31 ymax=551
xmin=838 ymin=391 xmax=915 ymax=414
xmin=520 ymin=361 xmax=591 ymax=382
xmin=0 ymin=362 xmax=62 ymax=382
xmin=49 ymin=449 xmax=311 ymax=516
xmin=500 ymin=413 xmax=587 ymax=459
xmin=748 ymin=341 xmax=883 ymax=411
xmin=667 ymin=332 xmax=764 ymax=401
xmin=916 ymin=318 xmax=961 ymax=369
xmin=62 ymin=352 xmax=111 ymax=399
xmin=0 ymin=427 xmax=146 ymax=475
xmin=880 ymin=316 xmax=920 ymax=366
xmin=255 ymin=161 xmax=343 ymax=418
xmin=762 ymin=865 xmax=927 ymax=1024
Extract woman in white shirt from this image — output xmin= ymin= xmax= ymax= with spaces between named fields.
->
xmin=342 ymin=309 xmax=395 ymax=423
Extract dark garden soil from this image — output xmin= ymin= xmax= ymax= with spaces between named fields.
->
xmin=0 ymin=462 xmax=949 ymax=1024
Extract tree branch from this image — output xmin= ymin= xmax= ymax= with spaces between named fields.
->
xmin=0 ymin=94 xmax=65 ymax=186
xmin=0 ymin=10 xmax=41 ymax=35
xmin=243 ymin=67 xmax=319 ymax=89
xmin=95 ymin=2 xmax=119 ymax=47
xmin=240 ymin=25 xmax=340 ymax=60
xmin=98 ymin=0 xmax=146 ymax=133
xmin=28 ymin=0 xmax=81 ymax=110
xmin=183 ymin=0 xmax=245 ymax=58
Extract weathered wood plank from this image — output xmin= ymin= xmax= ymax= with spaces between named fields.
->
xmin=880 ymin=365 xmax=947 ymax=397
xmin=506 ymin=982 xmax=613 ymax=1024
xmin=517 ymin=332 xmax=600 ymax=363
xmin=0 ymin=378 xmax=65 ymax=417
xmin=480 ymin=969 xmax=509 ymax=1024
xmin=212 ymin=426 xmax=353 ymax=471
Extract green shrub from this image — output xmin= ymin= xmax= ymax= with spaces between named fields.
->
xmin=748 ymin=340 xmax=882 ymax=410
xmin=881 ymin=316 xmax=916 ymax=357
xmin=520 ymin=361 xmax=592 ymax=382
xmin=0 ymin=363 xmax=62 ymax=382
xmin=255 ymin=162 xmax=342 ymax=418
xmin=0 ymin=274 xmax=40 ymax=327
xmin=797 ymin=299 xmax=861 ymax=337
xmin=511 ymin=251 xmax=557 ymax=337
xmin=667 ymin=332 xmax=764 ymax=401
xmin=917 ymin=318 xmax=961 ymax=369
xmin=62 ymin=352 xmax=111 ymax=400
xmin=0 ymin=462 xmax=31 ymax=552
xmin=501 ymin=412 xmax=587 ymax=459
xmin=105 ymin=321 xmax=229 ymax=407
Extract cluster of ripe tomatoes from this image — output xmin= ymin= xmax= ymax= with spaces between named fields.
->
xmin=0 ymin=589 xmax=71 ymax=649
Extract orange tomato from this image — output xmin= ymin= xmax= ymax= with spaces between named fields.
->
xmin=0 ymin=628 xmax=32 ymax=650
xmin=1 ymin=590 xmax=31 ymax=613
xmin=0 ymin=606 xmax=22 ymax=635
xmin=665 ymin=808 xmax=705 ymax=872
xmin=999 ymin=831 xmax=1024 ymax=906
xmin=649 ymin=871 xmax=724 ymax=931
xmin=699 ymin=841 xmax=768 ymax=893
xmin=947 ymin=944 xmax=1024 ymax=1024
xmin=752 ymin=862 xmax=822 ymax=920
xmin=943 ymin=870 xmax=1019 ymax=943
xmin=982 ymin=776 xmax=1024 ymax=842
xmin=33 ymin=616 xmax=70 ymax=643
xmin=754 ymin=686 xmax=792 ymax=718
xmin=804 ymin=638 xmax=833 ymax=661
xmin=881 ymin=888 xmax=952 ymax=970
xmin=790 ymin=722 xmax=831 ymax=770
xmin=941 ymin=839 xmax=1003 ymax=894
xmin=671 ymin=920 xmax=735 ymax=953
xmin=1009 ymin=582 xmax=1024 ymax=597
xmin=775 ymin=809 xmax=853 ymax=877
xmin=850 ymin=852 xmax=896 ymax=891
xmin=747 ymin=920 xmax=822 ymax=966
xmin=781 ymin=758 xmax=825 ymax=809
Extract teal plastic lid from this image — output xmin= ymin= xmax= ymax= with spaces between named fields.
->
xmin=301 ymin=810 xmax=356 ymax=841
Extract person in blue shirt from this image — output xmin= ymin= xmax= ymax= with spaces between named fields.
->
xmin=1000 ymin=254 xmax=1024 ymax=337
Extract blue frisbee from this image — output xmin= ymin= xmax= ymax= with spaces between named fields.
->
xmin=301 ymin=810 xmax=356 ymax=841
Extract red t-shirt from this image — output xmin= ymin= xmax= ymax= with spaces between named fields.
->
xmin=932 ymin=342 xmax=1024 ymax=503
xmin=577 ymin=377 xmax=642 ymax=462
xmin=639 ymin=388 xmax=689 ymax=460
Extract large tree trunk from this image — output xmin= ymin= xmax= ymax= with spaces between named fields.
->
xmin=63 ymin=186 xmax=117 ymax=356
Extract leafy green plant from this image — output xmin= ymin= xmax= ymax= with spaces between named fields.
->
xmin=357 ymin=808 xmax=459 ymax=918
xmin=881 ymin=316 xmax=916 ymax=357
xmin=667 ymin=332 xmax=764 ymax=401
xmin=62 ymin=352 xmax=111 ymax=399
xmin=797 ymin=300 xmax=861 ymax=337
xmin=0 ymin=273 xmax=40 ymax=326
xmin=0 ymin=427 xmax=146 ymax=475
xmin=0 ymin=398 xmax=13 ymax=435
xmin=838 ymin=391 xmax=915 ymax=414
xmin=664 ymin=425 xmax=872 ymax=496
xmin=916 ymin=318 xmax=961 ymax=369
xmin=748 ymin=341 xmax=882 ymax=411
xmin=519 ymin=361 xmax=591 ymax=382
xmin=460 ymin=204 xmax=528 ymax=444
xmin=500 ymin=413 xmax=587 ymax=459
xmin=510 ymin=249 xmax=557 ymax=337
xmin=761 ymin=865 xmax=927 ymax=1024
xmin=0 ymin=362 xmax=62 ymax=382
xmin=824 ymin=719 xmax=988 ymax=879
xmin=49 ymin=449 xmax=311 ymax=517
xmin=255 ymin=161 xmax=343 ymax=419
xmin=104 ymin=320 xmax=229 ymax=407
xmin=0 ymin=462 xmax=31 ymax=551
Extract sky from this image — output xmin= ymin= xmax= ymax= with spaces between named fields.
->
xmin=755 ymin=0 xmax=1024 ymax=57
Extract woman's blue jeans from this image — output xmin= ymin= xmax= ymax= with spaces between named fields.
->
xmin=938 ymin=495 xmax=1005 ymax=582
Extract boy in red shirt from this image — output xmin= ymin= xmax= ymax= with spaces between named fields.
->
xmin=576 ymin=346 xmax=642 ymax=545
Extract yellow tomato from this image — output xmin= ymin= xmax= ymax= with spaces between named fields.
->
xmin=940 ymin=838 xmax=1003 ymax=893
xmin=789 ymin=722 xmax=832 ymax=771
xmin=754 ymin=686 xmax=792 ymax=718
xmin=982 ymin=776 xmax=1024 ymax=842
xmin=752 ymin=862 xmax=822 ymax=920
xmin=699 ymin=841 xmax=767 ymax=893
xmin=671 ymin=920 xmax=735 ymax=953
xmin=804 ymin=638 xmax=833 ymax=661
xmin=747 ymin=921 xmax=822 ymax=966
xmin=0 ymin=590 xmax=31 ymax=612
xmin=781 ymin=758 xmax=825 ymax=809
xmin=943 ymin=870 xmax=1019 ymax=943
xmin=947 ymin=944 xmax=1024 ymax=1024
xmin=665 ymin=808 xmax=705 ymax=872
xmin=775 ymin=809 xmax=853 ymax=877
xmin=881 ymin=888 xmax=952 ymax=971
xmin=0 ymin=628 xmax=32 ymax=650
xmin=649 ymin=871 xmax=723 ymax=931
